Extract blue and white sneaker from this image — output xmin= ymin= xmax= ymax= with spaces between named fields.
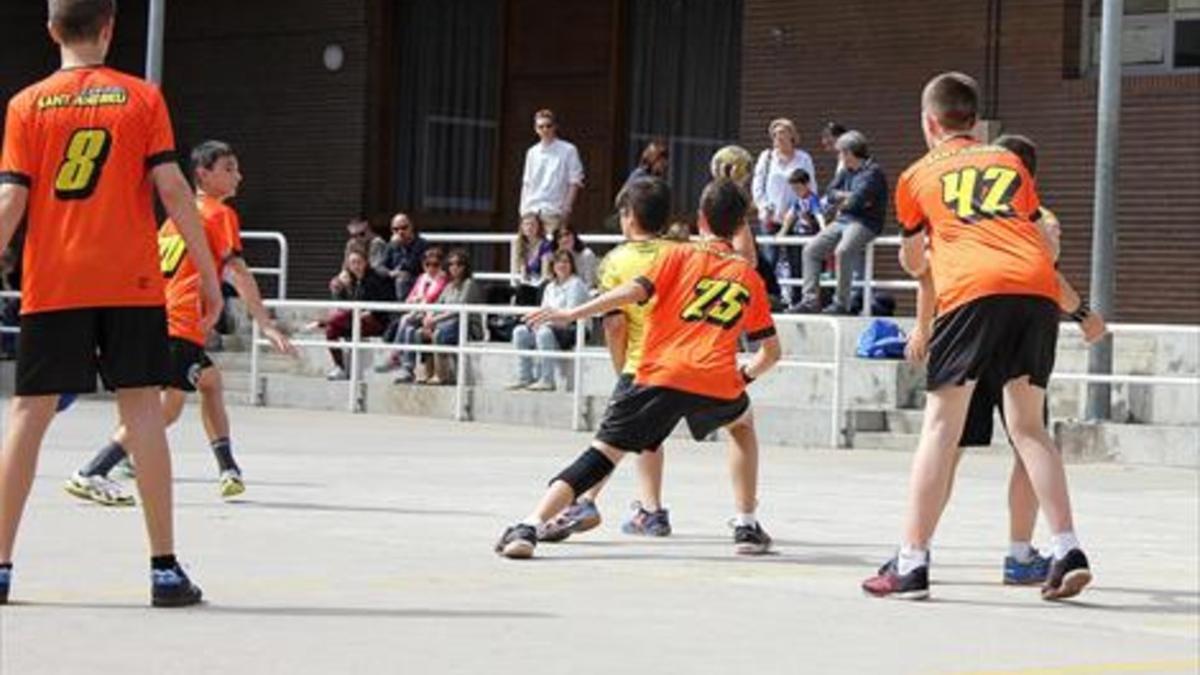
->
xmin=621 ymin=502 xmax=672 ymax=537
xmin=0 ymin=566 xmax=11 ymax=605
xmin=151 ymin=564 xmax=203 ymax=608
xmin=1004 ymin=550 xmax=1052 ymax=585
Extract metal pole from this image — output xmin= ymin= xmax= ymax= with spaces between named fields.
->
xmin=1086 ymin=0 xmax=1122 ymax=420
xmin=571 ymin=320 xmax=585 ymax=431
xmin=454 ymin=309 xmax=468 ymax=422
xmin=348 ymin=307 xmax=362 ymax=413
xmin=830 ymin=319 xmax=844 ymax=448
xmin=862 ymin=242 xmax=875 ymax=317
xmin=144 ymin=0 xmax=166 ymax=84
xmin=249 ymin=319 xmax=262 ymax=406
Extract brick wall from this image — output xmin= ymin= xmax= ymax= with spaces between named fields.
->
xmin=742 ymin=0 xmax=1200 ymax=323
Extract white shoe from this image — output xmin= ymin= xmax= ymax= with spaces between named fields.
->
xmin=326 ymin=366 xmax=348 ymax=381
xmin=63 ymin=472 xmax=136 ymax=507
xmin=526 ymin=380 xmax=555 ymax=392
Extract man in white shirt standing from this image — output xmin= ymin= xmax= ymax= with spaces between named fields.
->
xmin=520 ymin=109 xmax=585 ymax=237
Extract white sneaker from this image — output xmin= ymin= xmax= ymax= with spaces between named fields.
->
xmin=326 ymin=366 xmax=348 ymax=381
xmin=63 ymin=472 xmax=136 ymax=507
xmin=526 ymin=380 xmax=555 ymax=392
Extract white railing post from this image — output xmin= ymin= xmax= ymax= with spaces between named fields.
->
xmin=862 ymin=241 xmax=876 ymax=317
xmin=276 ymin=233 xmax=289 ymax=300
xmin=831 ymin=318 xmax=844 ymax=448
xmin=572 ymin=319 xmax=586 ymax=431
xmin=454 ymin=308 xmax=468 ymax=422
xmin=250 ymin=318 xmax=263 ymax=406
xmin=348 ymin=306 xmax=362 ymax=413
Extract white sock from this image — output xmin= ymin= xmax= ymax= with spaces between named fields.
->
xmin=1009 ymin=541 xmax=1036 ymax=563
xmin=897 ymin=545 xmax=929 ymax=575
xmin=1050 ymin=531 xmax=1081 ymax=560
xmin=733 ymin=512 xmax=757 ymax=527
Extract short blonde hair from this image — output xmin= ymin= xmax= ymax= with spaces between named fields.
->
xmin=768 ymin=118 xmax=799 ymax=144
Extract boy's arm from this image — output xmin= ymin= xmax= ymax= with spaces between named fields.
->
xmin=227 ymin=256 xmax=296 ymax=355
xmin=526 ymin=280 xmax=647 ymax=328
xmin=602 ymin=312 xmax=628 ymax=374
xmin=0 ymin=184 xmax=28 ymax=254
xmin=907 ymin=269 xmax=936 ymax=363
xmin=1056 ymin=271 xmax=1107 ymax=344
xmin=743 ymin=334 xmax=781 ymax=381
xmin=151 ymin=164 xmax=224 ymax=331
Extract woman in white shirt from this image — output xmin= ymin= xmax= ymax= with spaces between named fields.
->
xmin=752 ymin=118 xmax=817 ymax=278
xmin=509 ymin=250 xmax=589 ymax=391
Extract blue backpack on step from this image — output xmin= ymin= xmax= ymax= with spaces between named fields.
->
xmin=856 ymin=319 xmax=908 ymax=359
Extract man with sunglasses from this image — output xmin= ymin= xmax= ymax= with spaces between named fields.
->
xmin=520 ymin=109 xmax=584 ymax=237
xmin=380 ymin=212 xmax=429 ymax=301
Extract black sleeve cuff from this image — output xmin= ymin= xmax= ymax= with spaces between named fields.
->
xmin=634 ymin=276 xmax=655 ymax=303
xmin=901 ymin=221 xmax=927 ymax=238
xmin=0 ymin=171 xmax=31 ymax=187
xmin=746 ymin=326 xmax=777 ymax=341
xmin=145 ymin=150 xmax=177 ymax=169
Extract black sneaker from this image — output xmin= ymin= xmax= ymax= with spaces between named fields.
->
xmin=862 ymin=563 xmax=930 ymax=600
xmin=1041 ymin=549 xmax=1092 ymax=601
xmin=0 ymin=565 xmax=11 ymax=605
xmin=495 ymin=524 xmax=538 ymax=559
xmin=151 ymin=564 xmax=203 ymax=608
xmin=732 ymin=522 xmax=773 ymax=555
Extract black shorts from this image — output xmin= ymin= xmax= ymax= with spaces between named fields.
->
xmin=959 ymin=370 xmax=1051 ymax=448
xmin=167 ymin=337 xmax=214 ymax=392
xmin=16 ymin=306 xmax=170 ymax=396
xmin=927 ymin=295 xmax=1059 ymax=392
xmin=595 ymin=375 xmax=750 ymax=453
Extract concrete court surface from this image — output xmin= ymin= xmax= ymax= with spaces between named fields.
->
xmin=0 ymin=400 xmax=1196 ymax=675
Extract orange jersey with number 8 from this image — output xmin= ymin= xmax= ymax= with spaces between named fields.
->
xmin=161 ymin=195 xmax=242 ymax=346
xmin=634 ymin=240 xmax=776 ymax=400
xmin=0 ymin=66 xmax=177 ymax=314
xmin=895 ymin=136 xmax=1058 ymax=316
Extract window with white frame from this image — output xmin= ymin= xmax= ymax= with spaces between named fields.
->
xmin=1082 ymin=0 xmax=1200 ymax=72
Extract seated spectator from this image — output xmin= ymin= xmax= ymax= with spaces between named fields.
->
xmin=820 ymin=120 xmax=849 ymax=178
xmin=508 ymin=250 xmax=589 ymax=392
xmin=663 ymin=221 xmax=692 ymax=242
xmin=331 ymin=218 xmax=386 ymax=297
xmin=543 ymin=226 xmax=598 ymax=289
xmin=380 ymin=212 xmax=429 ymax=301
xmin=511 ymin=212 xmax=554 ymax=305
xmin=379 ymin=247 xmax=449 ymax=380
xmin=418 ymin=249 xmax=485 ymax=385
xmin=793 ymin=130 xmax=888 ymax=315
xmin=318 ymin=244 xmax=396 ymax=380
xmin=623 ymin=139 xmax=669 ymax=189
xmin=775 ymin=168 xmax=824 ymax=304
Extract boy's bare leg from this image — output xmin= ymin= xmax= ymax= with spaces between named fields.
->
xmin=1001 ymin=378 xmax=1074 ymax=535
xmin=1008 ymin=457 xmax=1040 ymax=544
xmin=633 ymin=449 xmax=664 ymax=512
xmin=527 ymin=444 xmax=625 ymax=526
xmin=0 ymin=395 xmax=58 ymax=562
xmin=117 ymin=387 xmax=176 ymax=556
xmin=725 ymin=410 xmax=758 ymax=515
xmin=901 ymin=382 xmax=976 ymax=550
xmin=198 ymin=368 xmax=230 ymax=441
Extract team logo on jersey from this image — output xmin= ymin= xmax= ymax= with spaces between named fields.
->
xmin=187 ymin=362 xmax=203 ymax=388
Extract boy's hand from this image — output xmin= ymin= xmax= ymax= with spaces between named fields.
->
xmin=526 ymin=307 xmax=571 ymax=328
xmin=263 ymin=324 xmax=297 ymax=356
xmin=1080 ymin=310 xmax=1107 ymax=344
xmin=905 ymin=323 xmax=932 ymax=363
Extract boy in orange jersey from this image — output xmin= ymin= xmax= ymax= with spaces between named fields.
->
xmin=65 ymin=140 xmax=294 ymax=506
xmin=0 ymin=0 xmax=223 ymax=607
xmin=495 ymin=179 xmax=782 ymax=559
xmin=863 ymin=72 xmax=1091 ymax=601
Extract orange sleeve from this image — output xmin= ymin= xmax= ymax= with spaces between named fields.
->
xmin=894 ymin=170 xmax=925 ymax=236
xmin=0 ymin=97 xmax=34 ymax=186
xmin=636 ymin=244 xmax=686 ymax=300
xmin=1012 ymin=165 xmax=1041 ymax=220
xmin=743 ymin=271 xmax=776 ymax=341
xmin=144 ymin=87 xmax=177 ymax=169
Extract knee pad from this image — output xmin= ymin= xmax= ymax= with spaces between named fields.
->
xmin=552 ymin=448 xmax=615 ymax=496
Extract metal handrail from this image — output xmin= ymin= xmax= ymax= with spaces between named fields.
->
xmin=254 ymin=299 xmax=846 ymax=447
xmin=241 ymin=230 xmax=289 ymax=300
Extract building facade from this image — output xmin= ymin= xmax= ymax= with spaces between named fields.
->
xmin=1 ymin=0 xmax=1196 ymax=321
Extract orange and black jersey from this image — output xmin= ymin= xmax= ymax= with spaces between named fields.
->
xmin=895 ymin=136 xmax=1058 ymax=316
xmin=162 ymin=195 xmax=242 ymax=347
xmin=633 ymin=240 xmax=775 ymax=400
xmin=0 ymin=66 xmax=177 ymax=314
